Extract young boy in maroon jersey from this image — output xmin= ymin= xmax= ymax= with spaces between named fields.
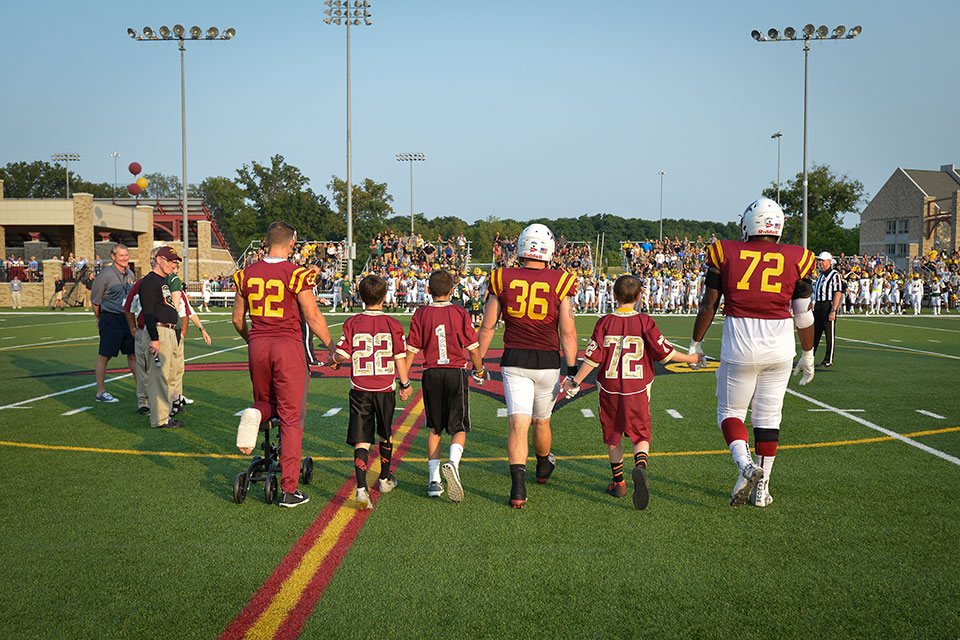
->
xmin=332 ymin=275 xmax=413 ymax=509
xmin=403 ymin=270 xmax=487 ymax=503
xmin=562 ymin=275 xmax=703 ymax=510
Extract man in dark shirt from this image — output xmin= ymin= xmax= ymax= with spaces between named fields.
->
xmin=139 ymin=246 xmax=184 ymax=428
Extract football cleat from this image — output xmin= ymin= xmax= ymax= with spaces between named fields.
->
xmin=632 ymin=466 xmax=650 ymax=511
xmin=730 ymin=462 xmax=764 ymax=508
xmin=355 ymin=487 xmax=373 ymax=509
xmin=427 ymin=481 xmax=444 ymax=498
xmin=535 ymin=453 xmax=557 ymax=484
xmin=508 ymin=497 xmax=526 ymax=509
xmin=750 ymin=478 xmax=774 ymax=508
xmin=606 ymin=480 xmax=626 ymax=498
xmin=441 ymin=462 xmax=464 ymax=503
xmin=279 ymin=490 xmax=310 ymax=508
xmin=378 ymin=474 xmax=398 ymax=494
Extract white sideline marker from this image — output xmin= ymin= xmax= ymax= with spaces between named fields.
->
xmin=666 ymin=409 xmax=683 ymax=419
xmin=929 ymin=339 xmax=941 ymax=343
xmin=62 ymin=406 xmax=91 ymax=416
xmin=580 ymin=408 xmax=595 ymax=418
xmin=809 ymin=408 xmax=864 ymax=412
xmin=916 ymin=409 xmax=945 ymax=420
xmin=497 ymin=408 xmax=508 ymax=418
xmin=323 ymin=407 xmax=342 ymax=417
xmin=890 ymin=339 xmax=902 ymax=342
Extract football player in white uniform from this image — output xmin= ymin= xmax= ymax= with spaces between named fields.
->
xmin=858 ymin=272 xmax=871 ymax=313
xmin=598 ymin=275 xmax=612 ymax=314
xmin=384 ymin=271 xmax=398 ymax=310
xmin=845 ymin=274 xmax=860 ymax=314
xmin=911 ymin=274 xmax=924 ymax=315
xmin=583 ymin=277 xmax=597 ymax=312
xmin=930 ymin=277 xmax=943 ymax=315
xmin=869 ymin=272 xmax=884 ymax=315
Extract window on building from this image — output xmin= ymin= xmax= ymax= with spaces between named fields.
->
xmin=886 ymin=220 xmax=897 ymax=234
xmin=897 ymin=243 xmax=909 ymax=256
xmin=885 ymin=243 xmax=896 ymax=255
xmin=898 ymin=219 xmax=909 ymax=234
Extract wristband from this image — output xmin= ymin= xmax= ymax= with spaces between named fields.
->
xmin=473 ymin=367 xmax=486 ymax=376
xmin=398 ymin=380 xmax=411 ymax=390
xmin=567 ymin=364 xmax=578 ymax=377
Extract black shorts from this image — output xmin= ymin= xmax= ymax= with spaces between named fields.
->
xmin=422 ymin=368 xmax=470 ymax=436
xmin=347 ymin=388 xmax=396 ymax=446
xmin=98 ymin=312 xmax=135 ymax=358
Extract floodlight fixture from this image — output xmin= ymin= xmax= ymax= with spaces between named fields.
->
xmin=127 ymin=23 xmax=235 ymax=283
xmin=51 ymin=153 xmax=81 ymax=198
xmin=750 ymin=22 xmax=862 ymax=247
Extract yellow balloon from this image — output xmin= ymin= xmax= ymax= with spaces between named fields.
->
xmin=136 ymin=177 xmax=149 ymax=189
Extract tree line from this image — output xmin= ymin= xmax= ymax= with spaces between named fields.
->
xmin=1 ymin=157 xmax=862 ymax=270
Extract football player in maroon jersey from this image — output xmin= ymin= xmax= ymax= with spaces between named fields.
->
xmin=233 ymin=221 xmax=334 ymax=509
xmin=332 ymin=275 xmax=412 ymax=510
xmin=404 ymin=269 xmax=487 ymax=502
xmin=477 ymin=223 xmax=580 ymax=508
xmin=688 ymin=198 xmax=816 ymax=508
xmin=562 ymin=275 xmax=702 ymax=509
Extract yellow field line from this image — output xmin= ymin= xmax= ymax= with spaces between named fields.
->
xmin=243 ymin=398 xmax=423 ymax=640
xmin=2 ymin=425 xmax=956 ymax=462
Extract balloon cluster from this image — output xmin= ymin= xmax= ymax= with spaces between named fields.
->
xmin=127 ymin=162 xmax=148 ymax=196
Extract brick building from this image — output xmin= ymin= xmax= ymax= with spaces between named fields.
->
xmin=859 ymin=164 xmax=960 ymax=269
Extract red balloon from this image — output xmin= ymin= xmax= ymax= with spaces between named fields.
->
xmin=128 ymin=162 xmax=142 ymax=176
xmin=128 ymin=183 xmax=141 ymax=196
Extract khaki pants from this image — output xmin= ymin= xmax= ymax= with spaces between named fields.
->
xmin=11 ymin=290 xmax=21 ymax=309
xmin=134 ymin=329 xmax=150 ymax=409
xmin=171 ymin=329 xmax=185 ymax=399
xmin=145 ymin=326 xmax=178 ymax=428
xmin=82 ymin=289 xmax=91 ymax=309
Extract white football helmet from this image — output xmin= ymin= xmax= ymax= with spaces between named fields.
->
xmin=741 ymin=198 xmax=784 ymax=241
xmin=517 ymin=223 xmax=556 ymax=262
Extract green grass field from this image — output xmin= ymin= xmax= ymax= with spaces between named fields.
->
xmin=0 ymin=307 xmax=958 ymax=639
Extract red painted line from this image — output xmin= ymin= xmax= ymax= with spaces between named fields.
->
xmin=219 ymin=391 xmax=425 ymax=640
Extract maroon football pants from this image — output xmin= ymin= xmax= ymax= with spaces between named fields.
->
xmin=248 ymin=337 xmax=309 ymax=493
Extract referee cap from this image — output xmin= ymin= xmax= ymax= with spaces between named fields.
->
xmin=817 ymin=251 xmax=833 ymax=262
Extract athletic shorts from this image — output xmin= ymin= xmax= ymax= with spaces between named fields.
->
xmin=501 ymin=366 xmax=560 ymax=419
xmin=98 ymin=312 xmax=135 ymax=358
xmin=347 ymin=388 xmax=396 ymax=445
xmin=422 ymin=368 xmax=470 ymax=435
xmin=598 ymin=387 xmax=652 ymax=445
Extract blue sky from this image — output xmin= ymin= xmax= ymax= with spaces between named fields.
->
xmin=2 ymin=0 xmax=957 ymax=230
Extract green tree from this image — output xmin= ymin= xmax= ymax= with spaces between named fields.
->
xmin=0 ymin=160 xmax=123 ymax=199
xmin=141 ymin=172 xmax=189 ymax=198
xmin=327 ymin=176 xmax=395 ymax=252
xmin=762 ymin=164 xmax=864 ymax=254
xmin=197 ymin=176 xmax=250 ymax=254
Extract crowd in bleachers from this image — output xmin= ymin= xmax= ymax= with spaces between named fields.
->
xmin=366 ymin=231 xmax=470 ymax=276
xmin=494 ymin=232 xmax=594 ymax=272
xmin=2 ymin=251 xmax=105 ymax=283
xmin=242 ymin=239 xmax=346 ymax=292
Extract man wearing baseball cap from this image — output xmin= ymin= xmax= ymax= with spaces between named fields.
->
xmin=138 ymin=246 xmax=185 ymax=428
xmin=812 ymin=251 xmax=843 ymax=367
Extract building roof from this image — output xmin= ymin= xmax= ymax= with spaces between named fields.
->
xmin=903 ymin=168 xmax=960 ymax=212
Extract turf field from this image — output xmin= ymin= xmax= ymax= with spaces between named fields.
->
xmin=0 ymin=307 xmax=958 ymax=639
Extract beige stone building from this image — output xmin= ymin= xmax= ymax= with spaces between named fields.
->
xmin=859 ymin=163 xmax=960 ymax=269
xmin=0 ymin=179 xmax=236 ymax=307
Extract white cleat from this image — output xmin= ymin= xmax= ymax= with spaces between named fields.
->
xmin=730 ymin=462 xmax=763 ymax=508
xmin=750 ymin=478 xmax=774 ymax=508
xmin=441 ymin=462 xmax=464 ymax=503
xmin=378 ymin=475 xmax=398 ymax=493
xmin=355 ymin=487 xmax=373 ymax=509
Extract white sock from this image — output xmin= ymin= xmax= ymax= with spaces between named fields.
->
xmin=428 ymin=459 xmax=441 ymax=483
xmin=729 ymin=440 xmax=753 ymax=470
xmin=449 ymin=443 xmax=464 ymax=468
xmin=756 ymin=454 xmax=775 ymax=482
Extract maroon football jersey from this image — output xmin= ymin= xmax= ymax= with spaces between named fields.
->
xmin=487 ymin=266 xmax=578 ymax=351
xmin=583 ymin=311 xmax=674 ymax=395
xmin=407 ymin=302 xmax=479 ymax=369
xmin=233 ymin=258 xmax=316 ymax=341
xmin=335 ymin=311 xmax=407 ymax=392
xmin=122 ymin=279 xmax=145 ymax=329
xmin=706 ymin=239 xmax=815 ymax=320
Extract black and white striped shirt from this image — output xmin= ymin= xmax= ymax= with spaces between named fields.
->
xmin=814 ymin=268 xmax=843 ymax=304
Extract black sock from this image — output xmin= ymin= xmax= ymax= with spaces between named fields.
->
xmin=379 ymin=440 xmax=393 ymax=479
xmin=354 ymin=448 xmax=369 ymax=489
xmin=536 ymin=454 xmax=553 ymax=477
xmin=509 ymin=464 xmax=526 ymax=499
xmin=634 ymin=452 xmax=648 ymax=469
xmin=611 ymin=461 xmax=624 ymax=483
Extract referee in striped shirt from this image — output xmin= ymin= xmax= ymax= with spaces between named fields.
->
xmin=813 ymin=251 xmax=844 ymax=367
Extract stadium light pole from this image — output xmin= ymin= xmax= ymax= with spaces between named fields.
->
xmin=325 ymin=0 xmax=372 ymax=282
xmin=396 ymin=153 xmax=425 ymax=235
xmin=771 ymin=131 xmax=782 ymax=205
xmin=110 ymin=152 xmax=121 ymax=201
xmin=752 ymin=24 xmax=862 ymax=249
xmin=127 ymin=24 xmax=236 ymax=285
xmin=658 ymin=170 xmax=665 ymax=241
xmin=51 ymin=153 xmax=80 ymax=198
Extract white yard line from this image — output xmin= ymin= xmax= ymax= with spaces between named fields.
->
xmin=62 ymin=406 xmax=92 ymax=416
xmin=666 ymin=409 xmax=683 ymax=419
xmin=0 ymin=318 xmax=94 ymax=329
xmin=580 ymin=408 xmax=595 ymax=418
xmin=322 ymin=407 xmax=342 ymax=417
xmin=497 ymin=408 xmax=508 ymax=417
xmin=836 ymin=335 xmax=960 ymax=360
xmin=916 ymin=409 xmax=946 ymax=420
xmin=0 ymin=335 xmax=99 ymax=351
xmin=843 ymin=317 xmax=960 ymax=333
xmin=808 ymin=408 xmax=864 ymax=412
xmin=787 ymin=388 xmax=960 ymax=467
